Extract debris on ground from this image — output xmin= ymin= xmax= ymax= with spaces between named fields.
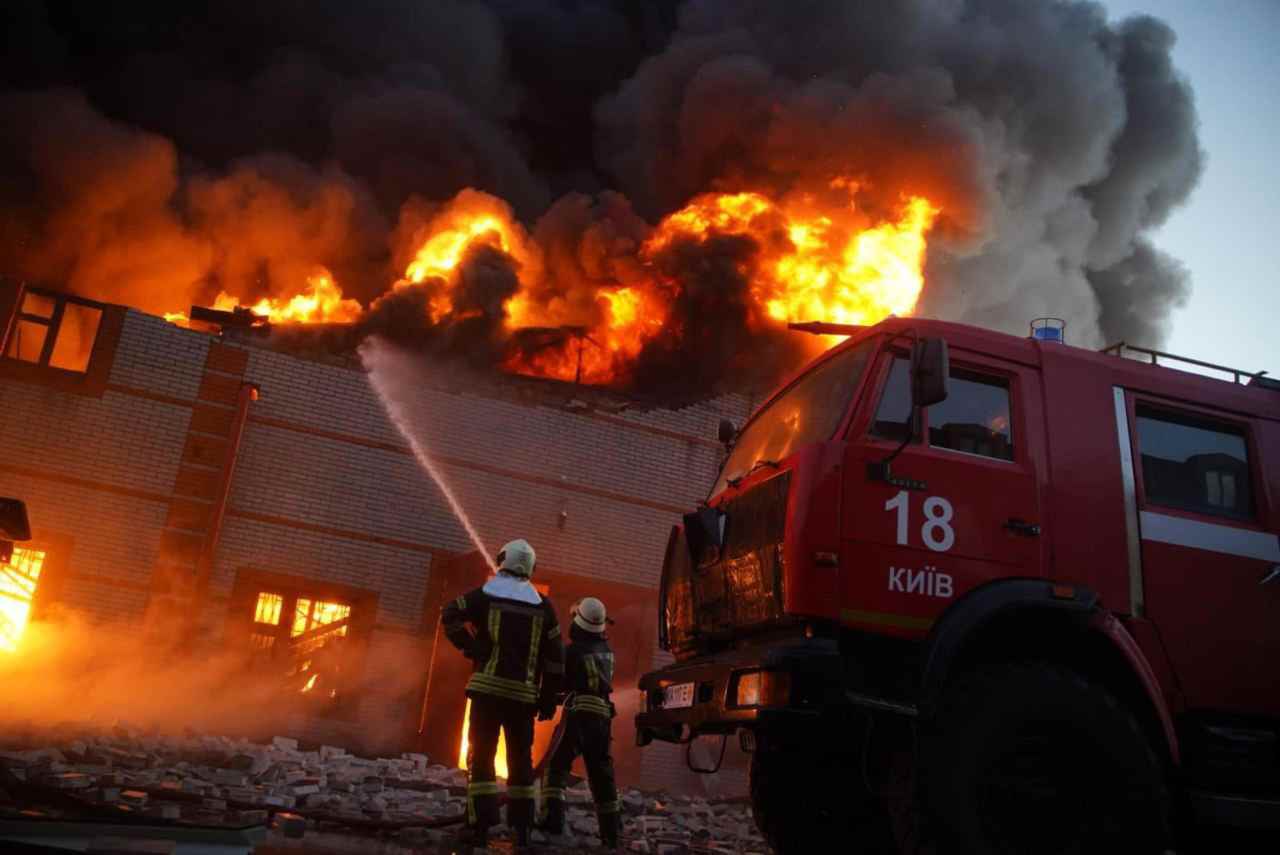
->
xmin=0 ymin=725 xmax=768 ymax=853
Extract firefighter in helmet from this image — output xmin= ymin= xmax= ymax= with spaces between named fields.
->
xmin=538 ymin=596 xmax=620 ymax=849
xmin=442 ymin=539 xmax=564 ymax=851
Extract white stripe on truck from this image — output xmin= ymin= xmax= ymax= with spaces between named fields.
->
xmin=1140 ymin=511 xmax=1280 ymax=563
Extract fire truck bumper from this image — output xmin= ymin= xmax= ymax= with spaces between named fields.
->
xmin=634 ymin=638 xmax=842 ymax=746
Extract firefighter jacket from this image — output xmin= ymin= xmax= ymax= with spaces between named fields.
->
xmin=562 ymin=632 xmax=615 ymax=718
xmin=442 ymin=585 xmax=564 ymax=706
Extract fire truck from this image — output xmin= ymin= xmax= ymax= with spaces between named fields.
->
xmin=634 ymin=317 xmax=1280 ymax=854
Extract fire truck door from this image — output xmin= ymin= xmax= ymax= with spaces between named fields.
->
xmin=840 ymin=351 xmax=1045 ymax=635
xmin=1123 ymin=398 xmax=1280 ymax=717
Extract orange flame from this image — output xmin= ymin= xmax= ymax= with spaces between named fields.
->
xmin=494 ymin=185 xmax=938 ymax=380
xmin=401 ymin=190 xmax=540 ymax=323
xmin=162 ymin=183 xmax=938 ymax=386
xmin=644 ymin=188 xmax=939 ymax=334
xmin=212 ymin=270 xmax=362 ymax=325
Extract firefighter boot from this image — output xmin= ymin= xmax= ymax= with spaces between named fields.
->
xmin=535 ymin=797 xmax=565 ymax=835
xmin=598 ymin=810 xmax=621 ymax=850
xmin=512 ymin=823 xmax=532 ymax=854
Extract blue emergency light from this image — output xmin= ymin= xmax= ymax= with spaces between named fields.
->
xmin=1030 ymin=318 xmax=1065 ymax=343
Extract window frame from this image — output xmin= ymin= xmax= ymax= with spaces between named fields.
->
xmin=228 ymin=568 xmax=378 ymax=722
xmin=1127 ymin=393 xmax=1265 ymax=528
xmin=0 ymin=531 xmax=72 ymax=650
xmin=855 ymin=345 xmax=1025 ymax=467
xmin=0 ymin=283 xmax=122 ymax=396
xmin=5 ymin=288 xmax=108 ymax=373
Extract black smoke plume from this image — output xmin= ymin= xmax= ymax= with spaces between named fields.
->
xmin=0 ymin=0 xmax=1201 ymax=395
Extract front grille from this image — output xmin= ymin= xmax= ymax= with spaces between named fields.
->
xmin=662 ymin=473 xmax=790 ymax=657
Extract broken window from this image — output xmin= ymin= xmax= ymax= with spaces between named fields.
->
xmin=247 ymin=589 xmax=354 ymax=710
xmin=4 ymin=290 xmax=104 ymax=374
xmin=0 ymin=546 xmax=46 ymax=652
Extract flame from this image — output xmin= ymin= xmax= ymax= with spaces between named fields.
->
xmin=300 ymin=673 xmax=318 ymax=693
xmin=161 ymin=182 xmax=937 ymax=387
xmin=211 ymin=270 xmax=362 ymax=325
xmin=458 ymin=697 xmax=508 ymax=779
xmin=495 ymin=184 xmax=935 ymax=382
xmin=645 ymin=188 xmax=939 ymax=338
xmin=401 ymin=191 xmax=539 ymax=324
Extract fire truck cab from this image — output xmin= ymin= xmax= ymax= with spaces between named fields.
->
xmin=636 ymin=317 xmax=1280 ymax=854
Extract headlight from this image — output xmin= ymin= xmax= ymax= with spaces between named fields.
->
xmin=730 ymin=670 xmax=791 ymax=708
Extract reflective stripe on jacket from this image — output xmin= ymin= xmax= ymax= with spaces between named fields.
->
xmin=442 ymin=586 xmax=564 ymax=705
xmin=564 ymin=636 xmax=614 ymax=716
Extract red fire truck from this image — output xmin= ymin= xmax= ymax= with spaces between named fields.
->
xmin=635 ymin=317 xmax=1279 ymax=854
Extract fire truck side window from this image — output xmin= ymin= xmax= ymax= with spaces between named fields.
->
xmin=927 ymin=370 xmax=1014 ymax=461
xmin=1135 ymin=407 xmax=1253 ymax=520
xmin=870 ymin=357 xmax=913 ymax=441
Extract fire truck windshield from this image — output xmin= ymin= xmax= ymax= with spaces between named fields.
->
xmin=712 ymin=338 xmax=875 ymax=496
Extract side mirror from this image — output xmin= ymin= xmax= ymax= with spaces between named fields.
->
xmin=911 ymin=338 xmax=949 ymax=409
xmin=717 ymin=419 xmax=736 ymax=446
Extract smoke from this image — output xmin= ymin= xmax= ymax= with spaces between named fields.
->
xmin=0 ymin=0 xmax=1201 ymax=388
xmin=0 ymin=609 xmax=425 ymax=747
xmin=597 ymin=1 xmax=1202 ymax=350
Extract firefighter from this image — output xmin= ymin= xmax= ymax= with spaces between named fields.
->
xmin=538 ymin=596 xmax=620 ymax=850
xmin=441 ymin=539 xmax=564 ymax=851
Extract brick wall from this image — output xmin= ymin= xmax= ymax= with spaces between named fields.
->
xmin=1 ymin=307 xmax=758 ymax=794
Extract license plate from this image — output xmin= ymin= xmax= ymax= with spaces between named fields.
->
xmin=663 ymin=682 xmax=695 ymax=709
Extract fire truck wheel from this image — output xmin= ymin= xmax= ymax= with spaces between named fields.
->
xmin=749 ymin=743 xmax=896 ymax=855
xmin=923 ymin=661 xmax=1171 ymax=855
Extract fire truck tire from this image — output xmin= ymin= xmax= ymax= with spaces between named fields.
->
xmin=749 ymin=744 xmax=896 ymax=855
xmin=922 ymin=661 xmax=1171 ymax=855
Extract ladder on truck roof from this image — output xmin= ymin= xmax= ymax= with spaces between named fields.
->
xmin=1101 ymin=342 xmax=1276 ymax=389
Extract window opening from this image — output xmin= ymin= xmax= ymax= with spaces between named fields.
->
xmin=0 ymin=546 xmax=46 ymax=652
xmin=248 ymin=590 xmax=353 ymax=705
xmin=4 ymin=290 xmax=103 ymax=374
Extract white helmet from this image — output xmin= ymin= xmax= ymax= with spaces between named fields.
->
xmin=572 ymin=597 xmax=608 ymax=634
xmin=496 ymin=539 xmax=536 ymax=578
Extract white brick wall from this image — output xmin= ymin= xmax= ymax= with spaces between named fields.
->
xmin=109 ymin=312 xmax=212 ymax=399
xmin=0 ymin=472 xmax=164 ymax=622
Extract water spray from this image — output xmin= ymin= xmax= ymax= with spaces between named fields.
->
xmin=361 ymin=339 xmax=496 ymax=570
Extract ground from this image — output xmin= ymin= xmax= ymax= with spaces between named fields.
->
xmin=0 ymin=724 xmax=766 ymax=854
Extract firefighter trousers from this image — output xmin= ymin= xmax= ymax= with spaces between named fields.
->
xmin=465 ymin=695 xmax=537 ymax=830
xmin=539 ymin=709 xmax=619 ymax=838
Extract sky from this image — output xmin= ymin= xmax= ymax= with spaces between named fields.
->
xmin=1104 ymin=0 xmax=1280 ymax=378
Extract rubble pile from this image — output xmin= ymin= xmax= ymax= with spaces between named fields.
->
xmin=0 ymin=726 xmax=467 ymax=831
xmin=0 ymin=726 xmax=768 ymax=853
xmin=545 ymin=791 xmax=769 ymax=854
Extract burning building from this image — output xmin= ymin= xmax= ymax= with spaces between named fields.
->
xmin=0 ymin=277 xmax=768 ymax=793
